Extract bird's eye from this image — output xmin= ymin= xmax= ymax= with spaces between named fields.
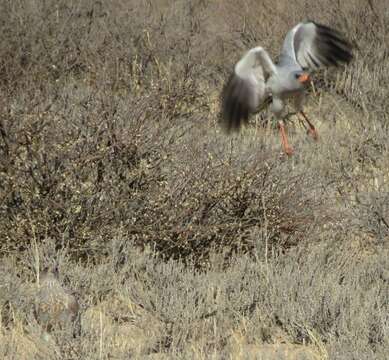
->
xmin=294 ymin=73 xmax=300 ymax=79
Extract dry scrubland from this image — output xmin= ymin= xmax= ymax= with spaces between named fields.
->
xmin=0 ymin=0 xmax=388 ymax=359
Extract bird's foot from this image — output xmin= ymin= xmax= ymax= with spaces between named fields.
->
xmin=307 ymin=127 xmax=319 ymax=141
xmin=283 ymin=146 xmax=294 ymax=156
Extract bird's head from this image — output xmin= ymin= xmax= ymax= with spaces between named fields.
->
xmin=294 ymin=71 xmax=311 ymax=85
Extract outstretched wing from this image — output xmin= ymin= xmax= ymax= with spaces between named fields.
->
xmin=220 ymin=47 xmax=276 ymax=133
xmin=280 ymin=21 xmax=353 ymax=70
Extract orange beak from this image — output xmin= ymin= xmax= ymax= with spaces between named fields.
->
xmin=298 ymin=73 xmax=311 ymax=84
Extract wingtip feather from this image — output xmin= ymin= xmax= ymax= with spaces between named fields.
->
xmin=219 ymin=73 xmax=253 ymax=134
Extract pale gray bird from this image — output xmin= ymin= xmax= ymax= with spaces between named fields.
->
xmin=220 ymin=21 xmax=353 ymax=155
xmin=35 ymin=266 xmax=80 ymax=335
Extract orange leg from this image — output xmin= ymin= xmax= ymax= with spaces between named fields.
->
xmin=278 ymin=120 xmax=294 ymax=156
xmin=298 ymin=111 xmax=319 ymax=141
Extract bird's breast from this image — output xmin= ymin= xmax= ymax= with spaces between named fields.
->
xmin=268 ymin=72 xmax=304 ymax=98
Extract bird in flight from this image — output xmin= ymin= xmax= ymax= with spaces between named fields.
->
xmin=220 ymin=21 xmax=353 ymax=155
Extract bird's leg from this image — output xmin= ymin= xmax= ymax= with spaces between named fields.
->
xmin=298 ymin=111 xmax=318 ymax=141
xmin=277 ymin=120 xmax=294 ymax=156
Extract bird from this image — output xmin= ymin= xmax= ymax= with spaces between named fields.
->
xmin=220 ymin=20 xmax=353 ymax=155
xmin=34 ymin=266 xmax=80 ymax=336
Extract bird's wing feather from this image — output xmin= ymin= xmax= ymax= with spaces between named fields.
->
xmin=220 ymin=47 xmax=276 ymax=133
xmin=281 ymin=21 xmax=353 ymax=70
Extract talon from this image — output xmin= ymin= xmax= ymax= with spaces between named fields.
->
xmin=284 ymin=146 xmax=294 ymax=156
xmin=307 ymin=128 xmax=319 ymax=141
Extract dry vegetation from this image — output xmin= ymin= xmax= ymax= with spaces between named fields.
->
xmin=0 ymin=0 xmax=388 ymax=359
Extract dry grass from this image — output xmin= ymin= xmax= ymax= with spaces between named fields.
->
xmin=0 ymin=0 xmax=388 ymax=359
